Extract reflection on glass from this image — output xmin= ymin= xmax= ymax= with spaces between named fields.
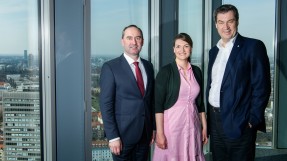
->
xmin=91 ymin=0 xmax=149 ymax=160
xmin=223 ymin=0 xmax=275 ymax=147
xmin=178 ymin=0 xmax=203 ymax=68
xmin=0 ymin=1 xmax=41 ymax=160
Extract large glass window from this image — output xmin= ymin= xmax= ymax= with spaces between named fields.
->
xmin=91 ymin=1 xmax=149 ymax=160
xmin=178 ymin=0 xmax=206 ymax=153
xmin=223 ymin=0 xmax=276 ymax=147
xmin=178 ymin=0 xmax=204 ymax=68
xmin=0 ymin=0 xmax=42 ymax=160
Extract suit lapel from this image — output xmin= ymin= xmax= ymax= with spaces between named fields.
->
xmin=221 ymin=34 xmax=244 ymax=85
xmin=141 ymin=59 xmax=151 ymax=97
xmin=119 ymin=55 xmax=139 ymax=88
xmin=120 ymin=55 xmax=147 ymax=97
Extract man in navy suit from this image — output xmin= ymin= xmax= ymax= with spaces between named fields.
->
xmin=206 ymin=4 xmax=271 ymax=161
xmin=100 ymin=25 xmax=154 ymax=161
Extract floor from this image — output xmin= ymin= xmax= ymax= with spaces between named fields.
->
xmin=205 ymin=148 xmax=287 ymax=161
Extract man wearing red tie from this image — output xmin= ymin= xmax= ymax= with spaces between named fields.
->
xmin=100 ymin=24 xmax=155 ymax=161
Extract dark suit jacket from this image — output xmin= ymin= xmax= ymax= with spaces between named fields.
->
xmin=206 ymin=33 xmax=271 ymax=139
xmin=100 ymin=54 xmax=154 ymax=145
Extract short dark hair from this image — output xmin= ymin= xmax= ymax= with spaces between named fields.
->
xmin=121 ymin=25 xmax=143 ymax=39
xmin=173 ymin=33 xmax=193 ymax=48
xmin=213 ymin=4 xmax=239 ymax=22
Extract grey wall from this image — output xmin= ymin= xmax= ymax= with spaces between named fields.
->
xmin=159 ymin=0 xmax=178 ymax=67
xmin=278 ymin=0 xmax=287 ymax=148
xmin=211 ymin=0 xmax=221 ymax=47
xmin=55 ymin=0 xmax=86 ymax=160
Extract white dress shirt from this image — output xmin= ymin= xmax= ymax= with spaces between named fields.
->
xmin=208 ymin=34 xmax=237 ymax=107
xmin=123 ymin=53 xmax=147 ymax=89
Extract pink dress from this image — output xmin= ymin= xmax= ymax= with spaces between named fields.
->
xmin=153 ymin=65 xmax=205 ymax=161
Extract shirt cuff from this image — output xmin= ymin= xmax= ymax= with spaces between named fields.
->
xmin=109 ymin=137 xmax=120 ymax=143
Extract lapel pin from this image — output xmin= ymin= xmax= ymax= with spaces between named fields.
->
xmin=237 ymin=45 xmax=240 ymax=47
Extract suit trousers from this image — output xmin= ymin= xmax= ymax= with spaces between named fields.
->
xmin=112 ymin=125 xmax=149 ymax=161
xmin=209 ymin=104 xmax=257 ymax=161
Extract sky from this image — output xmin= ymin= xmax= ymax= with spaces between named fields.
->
xmin=0 ymin=0 xmax=275 ymax=58
xmin=223 ymin=0 xmax=276 ymax=57
xmin=91 ymin=0 xmax=149 ymax=58
xmin=0 ymin=0 xmax=38 ymax=56
xmin=179 ymin=0 xmax=204 ymax=61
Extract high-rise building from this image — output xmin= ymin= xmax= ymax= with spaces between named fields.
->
xmin=28 ymin=54 xmax=34 ymax=68
xmin=24 ymin=50 xmax=28 ymax=67
xmin=24 ymin=50 xmax=28 ymax=60
xmin=2 ymin=92 xmax=41 ymax=161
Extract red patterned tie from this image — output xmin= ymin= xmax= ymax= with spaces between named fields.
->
xmin=133 ymin=62 xmax=145 ymax=96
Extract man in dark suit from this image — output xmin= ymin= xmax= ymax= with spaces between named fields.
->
xmin=206 ymin=4 xmax=271 ymax=161
xmin=100 ymin=24 xmax=154 ymax=161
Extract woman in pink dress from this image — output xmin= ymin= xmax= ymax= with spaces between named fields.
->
xmin=153 ymin=33 xmax=208 ymax=161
